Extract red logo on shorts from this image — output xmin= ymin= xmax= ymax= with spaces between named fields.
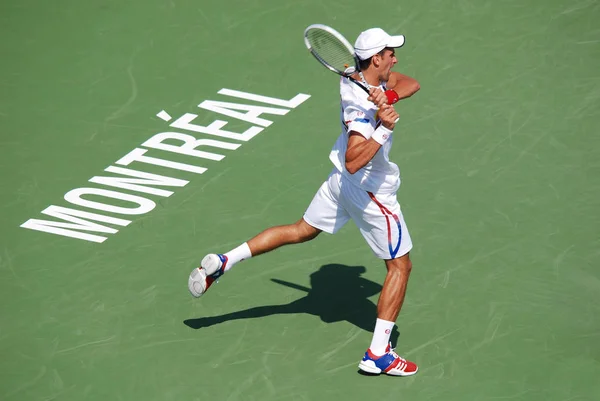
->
xmin=385 ymin=329 xmax=391 ymax=334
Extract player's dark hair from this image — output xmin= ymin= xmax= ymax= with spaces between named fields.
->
xmin=358 ymin=48 xmax=389 ymax=71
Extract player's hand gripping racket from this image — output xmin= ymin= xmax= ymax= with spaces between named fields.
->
xmin=303 ymin=24 xmax=399 ymax=123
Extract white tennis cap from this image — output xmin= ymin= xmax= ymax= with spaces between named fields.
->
xmin=354 ymin=28 xmax=405 ymax=60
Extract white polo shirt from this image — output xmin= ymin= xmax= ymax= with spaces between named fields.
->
xmin=328 ymin=77 xmax=401 ymax=194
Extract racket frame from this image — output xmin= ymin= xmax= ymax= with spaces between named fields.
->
xmin=303 ymin=24 xmax=371 ymax=94
xmin=304 ymin=24 xmax=399 ymax=123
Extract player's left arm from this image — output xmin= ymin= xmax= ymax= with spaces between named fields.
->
xmin=367 ymin=72 xmax=420 ymax=107
xmin=386 ymin=71 xmax=420 ymax=100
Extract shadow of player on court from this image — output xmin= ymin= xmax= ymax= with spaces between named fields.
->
xmin=184 ymin=263 xmax=400 ymax=345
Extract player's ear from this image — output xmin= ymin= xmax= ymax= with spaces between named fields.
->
xmin=372 ymin=54 xmax=381 ymax=68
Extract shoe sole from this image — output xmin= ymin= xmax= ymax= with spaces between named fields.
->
xmin=358 ymin=361 xmax=418 ymax=377
xmin=188 ymin=268 xmax=208 ymax=298
xmin=358 ymin=361 xmax=382 ymax=374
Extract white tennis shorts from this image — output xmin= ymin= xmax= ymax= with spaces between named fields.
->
xmin=303 ymin=169 xmax=412 ymax=260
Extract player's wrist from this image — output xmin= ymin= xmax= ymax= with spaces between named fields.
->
xmin=385 ymin=90 xmax=400 ymax=105
xmin=371 ymin=125 xmax=393 ymax=145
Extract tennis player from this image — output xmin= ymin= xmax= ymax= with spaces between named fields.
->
xmin=188 ymin=27 xmax=420 ymax=376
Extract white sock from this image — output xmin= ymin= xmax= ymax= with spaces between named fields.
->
xmin=369 ymin=318 xmax=395 ymax=356
xmin=223 ymin=242 xmax=252 ymax=271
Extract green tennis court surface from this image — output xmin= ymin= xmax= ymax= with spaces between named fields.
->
xmin=1 ymin=0 xmax=599 ymax=400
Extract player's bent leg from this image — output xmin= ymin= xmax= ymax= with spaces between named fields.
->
xmin=188 ymin=219 xmax=321 ymax=298
xmin=248 ymin=218 xmax=321 ymax=257
xmin=189 ymin=170 xmax=344 ymax=299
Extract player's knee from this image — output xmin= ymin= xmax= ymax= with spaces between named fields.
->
xmin=295 ymin=219 xmax=321 ymax=242
xmin=403 ymin=259 xmax=413 ymax=274
xmin=387 ymin=255 xmax=412 ymax=274
xmin=298 ymin=226 xmax=320 ymax=242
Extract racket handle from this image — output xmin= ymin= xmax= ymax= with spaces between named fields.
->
xmin=394 ymin=117 xmax=399 ymax=123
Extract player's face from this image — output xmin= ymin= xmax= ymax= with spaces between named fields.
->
xmin=379 ymin=49 xmax=397 ymax=81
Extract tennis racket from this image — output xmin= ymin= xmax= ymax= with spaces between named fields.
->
xmin=303 ymin=24 xmax=371 ymax=94
xmin=304 ymin=24 xmax=399 ymax=123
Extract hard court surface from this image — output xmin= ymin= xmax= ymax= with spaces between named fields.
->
xmin=1 ymin=1 xmax=599 ymax=400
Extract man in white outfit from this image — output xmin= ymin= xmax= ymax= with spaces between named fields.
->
xmin=188 ymin=27 xmax=421 ymax=376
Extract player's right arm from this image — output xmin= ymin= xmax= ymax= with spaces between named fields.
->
xmin=345 ymin=105 xmax=399 ymax=174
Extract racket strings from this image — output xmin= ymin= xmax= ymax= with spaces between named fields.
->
xmin=306 ymin=29 xmax=356 ymax=74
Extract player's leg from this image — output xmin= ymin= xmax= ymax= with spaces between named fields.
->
xmin=369 ymin=253 xmax=414 ymax=350
xmin=376 ymin=253 xmax=412 ymax=322
xmin=360 ymin=252 xmax=417 ymax=376
xmin=188 ymin=218 xmax=320 ymax=298
xmin=247 ymin=218 xmax=321 ymax=257
xmin=341 ymin=183 xmax=418 ymax=376
xmin=216 ymin=218 xmax=321 ymax=273
xmin=188 ymin=170 xmax=349 ymax=297
xmin=215 ymin=218 xmax=322 ymax=275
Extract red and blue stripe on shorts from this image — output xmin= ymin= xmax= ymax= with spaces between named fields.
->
xmin=368 ymin=192 xmax=402 ymax=259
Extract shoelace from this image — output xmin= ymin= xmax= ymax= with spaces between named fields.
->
xmin=388 ymin=349 xmax=409 ymax=371
xmin=388 ymin=348 xmax=407 ymax=363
